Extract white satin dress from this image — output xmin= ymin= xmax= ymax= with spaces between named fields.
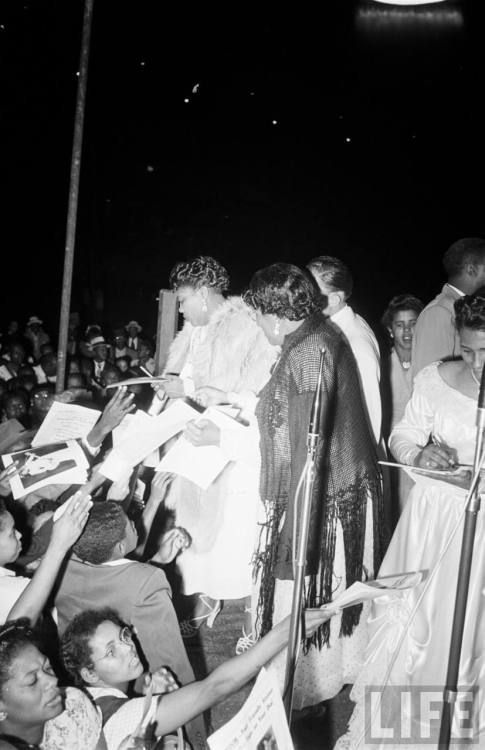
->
xmin=337 ymin=363 xmax=485 ymax=750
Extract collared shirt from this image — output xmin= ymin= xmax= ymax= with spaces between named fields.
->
xmin=0 ymin=566 xmax=30 ymax=624
xmin=412 ymin=283 xmax=462 ymax=377
xmin=446 ymin=283 xmax=465 ymax=298
xmin=330 ymin=304 xmax=382 ymax=443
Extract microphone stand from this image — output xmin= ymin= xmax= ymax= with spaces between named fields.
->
xmin=438 ymin=366 xmax=485 ymax=749
xmin=283 ymin=348 xmax=325 ymax=723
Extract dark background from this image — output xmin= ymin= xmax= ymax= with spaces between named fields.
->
xmin=1 ymin=0 xmax=483 ymax=338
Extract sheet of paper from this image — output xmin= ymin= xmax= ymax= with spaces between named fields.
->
xmin=100 ymin=400 xmax=201 ymax=481
xmin=32 ymin=401 xmax=100 ymax=447
xmin=319 ymin=570 xmax=426 ymax=612
xmin=2 ymin=440 xmax=89 ymax=499
xmin=157 ymin=436 xmax=229 ymax=489
xmin=208 ymin=668 xmax=294 ymax=750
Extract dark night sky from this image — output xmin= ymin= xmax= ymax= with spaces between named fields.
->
xmin=1 ymin=0 xmax=483 ymax=338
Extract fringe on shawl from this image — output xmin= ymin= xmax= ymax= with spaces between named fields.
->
xmin=253 ymin=473 xmax=385 ymax=653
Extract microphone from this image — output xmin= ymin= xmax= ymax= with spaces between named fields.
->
xmin=308 ymin=348 xmax=325 ymax=458
xmin=477 ymin=366 xmax=485 ymax=434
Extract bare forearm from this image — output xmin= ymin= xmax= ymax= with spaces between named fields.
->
xmin=155 ymin=618 xmax=290 ymax=735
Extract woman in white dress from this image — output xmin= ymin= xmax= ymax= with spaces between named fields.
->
xmin=156 ymin=256 xmax=276 ymax=650
xmin=338 ymin=288 xmax=485 ymax=749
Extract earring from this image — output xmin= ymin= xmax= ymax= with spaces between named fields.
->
xmin=201 ymin=301 xmax=208 ymax=313
xmin=273 ymin=319 xmax=280 ymax=336
xmin=0 ymin=711 xmax=7 ymax=721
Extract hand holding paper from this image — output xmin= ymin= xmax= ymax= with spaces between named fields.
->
xmin=184 ymin=418 xmax=221 ymax=447
xmin=318 ymin=571 xmax=425 ymax=612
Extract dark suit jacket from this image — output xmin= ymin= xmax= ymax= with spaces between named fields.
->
xmin=55 ymin=557 xmax=193 ymax=684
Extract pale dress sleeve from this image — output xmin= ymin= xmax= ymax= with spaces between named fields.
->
xmin=219 ymin=393 xmax=260 ymax=465
xmin=389 ymin=367 xmax=437 ymax=466
xmin=0 ymin=575 xmax=30 ymax=624
xmin=42 ymin=686 xmax=102 ymax=750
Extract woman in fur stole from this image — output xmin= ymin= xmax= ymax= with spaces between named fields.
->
xmin=156 ymin=256 xmax=277 ymax=652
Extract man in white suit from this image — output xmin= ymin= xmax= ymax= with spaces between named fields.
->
xmin=307 ymin=255 xmax=382 ymax=445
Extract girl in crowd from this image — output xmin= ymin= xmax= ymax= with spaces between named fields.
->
xmin=60 ymin=605 xmax=336 ymax=750
xmin=155 ymin=256 xmax=276 ymax=650
xmin=380 ymin=294 xmax=424 ymax=514
xmin=243 ymin=263 xmax=385 ymax=709
xmin=0 ymin=620 xmax=102 ymax=750
xmin=339 ymin=288 xmax=485 ymax=748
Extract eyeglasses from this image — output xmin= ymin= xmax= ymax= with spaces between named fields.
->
xmin=92 ymin=626 xmax=134 ymax=663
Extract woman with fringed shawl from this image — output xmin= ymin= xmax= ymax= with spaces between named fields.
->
xmin=245 ymin=263 xmax=386 ymax=709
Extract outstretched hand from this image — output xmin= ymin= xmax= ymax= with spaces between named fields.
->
xmin=193 ymin=386 xmax=228 ymax=408
xmin=51 ymin=491 xmax=93 ymax=553
xmin=144 ymin=668 xmax=179 ymax=695
xmin=152 ymin=528 xmax=191 ymax=564
xmin=184 ymin=418 xmax=220 ymax=447
xmin=152 ymin=375 xmax=185 ymax=400
xmin=98 ymin=387 xmax=136 ymax=432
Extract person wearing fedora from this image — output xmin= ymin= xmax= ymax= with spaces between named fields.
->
xmin=112 ymin=328 xmax=137 ymax=362
xmin=24 ymin=316 xmax=50 ymax=362
xmin=125 ymin=321 xmax=142 ymax=353
xmin=90 ymin=336 xmax=111 ymax=387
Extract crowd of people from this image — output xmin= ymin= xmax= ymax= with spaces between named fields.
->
xmin=0 ymin=237 xmax=484 ymax=749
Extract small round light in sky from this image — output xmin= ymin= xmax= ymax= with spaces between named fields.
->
xmin=272 ymin=120 xmax=278 ymax=125
xmin=146 ymin=165 xmax=154 ymax=172
xmin=140 ymin=61 xmax=146 ymax=67
xmin=184 ymin=98 xmax=189 ymax=103
xmin=345 ymin=137 xmax=351 ymax=142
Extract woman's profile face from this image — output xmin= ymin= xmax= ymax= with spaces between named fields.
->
xmin=0 ymin=644 xmax=63 ymax=725
xmin=177 ymin=285 xmax=209 ymax=326
xmin=389 ymin=310 xmax=418 ymax=351
xmin=0 ymin=510 xmax=22 ymax=564
xmin=459 ymin=327 xmax=485 ymax=382
xmin=87 ymin=620 xmax=144 ymax=687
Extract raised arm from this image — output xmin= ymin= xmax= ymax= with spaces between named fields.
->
xmin=6 ymin=492 xmax=92 ymax=624
xmin=153 ymin=608 xmax=336 ymax=736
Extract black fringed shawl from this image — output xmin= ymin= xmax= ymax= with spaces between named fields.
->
xmin=254 ymin=312 xmax=386 ymax=650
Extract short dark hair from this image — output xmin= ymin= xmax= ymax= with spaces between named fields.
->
xmin=0 ymin=499 xmax=10 ymax=533
xmin=169 ymin=255 xmax=230 ymax=293
xmin=73 ymin=501 xmax=127 ymax=564
xmin=454 ymin=287 xmax=485 ymax=332
xmin=381 ymin=294 xmax=424 ymax=330
xmin=307 ymin=256 xmax=353 ymax=298
xmin=245 ymin=263 xmax=319 ymax=320
xmin=60 ymin=608 xmax=125 ymax=686
xmin=0 ymin=619 xmax=37 ymax=696
xmin=443 ymin=238 xmax=485 ymax=278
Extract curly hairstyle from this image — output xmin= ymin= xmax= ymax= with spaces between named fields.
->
xmin=0 ymin=498 xmax=10 ymax=533
xmin=0 ymin=619 xmax=37 ymax=696
xmin=60 ymin=608 xmax=125 ymax=686
xmin=454 ymin=287 xmax=485 ymax=331
xmin=381 ymin=293 xmax=424 ymax=331
xmin=169 ymin=255 xmax=230 ymax=293
xmin=73 ymin=501 xmax=127 ymax=565
xmin=443 ymin=237 xmax=485 ymax=278
xmin=244 ymin=263 xmax=319 ymax=321
xmin=306 ymin=255 xmax=353 ymax=298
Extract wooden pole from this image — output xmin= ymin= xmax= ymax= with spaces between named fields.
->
xmin=154 ymin=290 xmax=179 ymax=375
xmin=55 ymin=0 xmax=95 ymax=393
